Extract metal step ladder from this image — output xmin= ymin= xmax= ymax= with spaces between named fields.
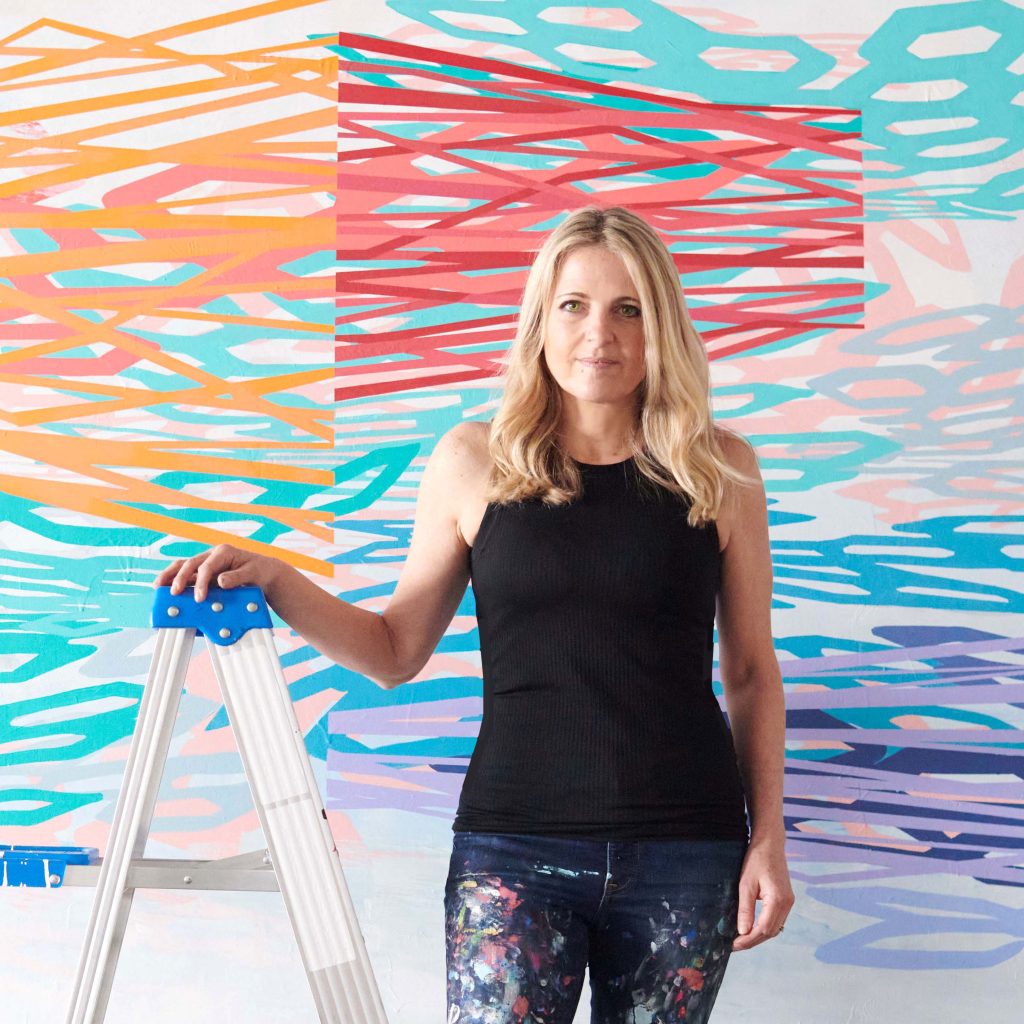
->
xmin=49 ymin=584 xmax=389 ymax=1024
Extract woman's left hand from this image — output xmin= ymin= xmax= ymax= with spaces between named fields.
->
xmin=731 ymin=835 xmax=795 ymax=951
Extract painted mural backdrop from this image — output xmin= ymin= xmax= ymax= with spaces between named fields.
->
xmin=2 ymin=1 xmax=1021 ymax=1021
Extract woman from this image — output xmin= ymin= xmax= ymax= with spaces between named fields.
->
xmin=155 ymin=205 xmax=794 ymax=1023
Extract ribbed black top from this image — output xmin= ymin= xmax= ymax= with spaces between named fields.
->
xmin=453 ymin=455 xmax=749 ymax=841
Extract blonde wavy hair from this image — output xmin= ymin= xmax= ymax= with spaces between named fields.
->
xmin=483 ymin=204 xmax=760 ymax=527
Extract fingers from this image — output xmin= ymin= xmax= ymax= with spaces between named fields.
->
xmin=192 ymin=553 xmax=226 ymax=604
xmin=167 ymin=553 xmax=204 ymax=597
xmin=731 ymin=893 xmax=792 ymax=951
xmin=154 ymin=545 xmax=255 ymax=603
xmin=731 ymin=914 xmax=775 ymax=951
xmin=159 ymin=546 xmax=232 ymax=602
xmin=153 ymin=559 xmax=185 ymax=588
xmin=192 ymin=548 xmax=241 ymax=602
xmin=735 ymin=891 xmax=755 ymax=940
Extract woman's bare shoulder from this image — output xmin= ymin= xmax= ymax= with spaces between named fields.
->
xmin=437 ymin=421 xmax=493 ymax=549
xmin=445 ymin=419 xmax=492 ymax=469
xmin=433 ymin=422 xmax=490 ymax=492
xmin=712 ymin=425 xmax=761 ymax=551
xmin=713 ymin=423 xmax=757 ymax=469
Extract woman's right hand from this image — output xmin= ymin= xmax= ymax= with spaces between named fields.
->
xmin=153 ymin=543 xmax=281 ymax=604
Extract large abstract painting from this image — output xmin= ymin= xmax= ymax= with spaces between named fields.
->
xmin=2 ymin=1 xmax=1021 ymax=1021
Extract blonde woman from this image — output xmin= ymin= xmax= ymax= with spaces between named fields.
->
xmin=155 ymin=205 xmax=793 ymax=1023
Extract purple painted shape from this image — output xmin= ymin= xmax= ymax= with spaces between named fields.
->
xmin=787 ymin=839 xmax=1024 ymax=885
xmin=328 ymin=697 xmax=482 ymax=737
xmin=325 ymin=747 xmax=467 ymax=818
xmin=790 ymin=728 xmax=1024 ymax=744
xmin=809 ymin=884 xmax=1024 ymax=969
xmin=781 ymin=682 xmax=1024 ymax=710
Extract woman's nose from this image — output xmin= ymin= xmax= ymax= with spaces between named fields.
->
xmin=584 ymin=309 xmax=616 ymax=335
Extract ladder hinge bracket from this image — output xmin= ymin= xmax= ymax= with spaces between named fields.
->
xmin=151 ymin=585 xmax=273 ymax=645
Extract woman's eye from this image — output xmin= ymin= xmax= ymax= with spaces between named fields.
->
xmin=559 ymin=301 xmax=641 ymax=316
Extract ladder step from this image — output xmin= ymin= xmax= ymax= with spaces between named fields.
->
xmin=1 ymin=844 xmax=99 ymax=888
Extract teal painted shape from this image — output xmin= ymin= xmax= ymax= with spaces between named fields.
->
xmin=783 ymin=749 xmax=845 ymax=763
xmin=0 ymin=682 xmax=142 ymax=767
xmin=383 ymin=0 xmax=833 ymax=98
xmin=462 ymin=266 xmax=532 ymax=277
xmin=51 ymin=265 xmax=207 ymax=289
xmin=375 ymin=196 xmax=493 ymax=212
xmin=10 ymin=228 xmax=58 ymax=254
xmin=95 ymin=228 xmax=145 ymax=240
xmin=713 ymin=383 xmax=810 ymax=417
xmin=336 ymin=259 xmax=431 ymax=269
xmin=0 ymin=621 xmax=106 ymax=684
xmin=0 ymin=490 xmax=164 ymax=547
xmin=829 ymin=705 xmax=1017 ymax=731
xmin=0 ymin=789 xmax=102 ymax=827
xmin=372 ymin=300 xmax=519 ymax=326
xmin=279 ymin=250 xmax=348 ymax=276
xmin=328 ymin=443 xmax=419 ymax=514
xmin=747 ymin=431 xmax=902 ymax=491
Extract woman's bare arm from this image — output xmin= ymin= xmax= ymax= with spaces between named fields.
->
xmin=715 ymin=433 xmax=787 ymax=845
xmin=715 ymin=432 xmax=795 ymax=950
xmin=157 ymin=423 xmax=477 ymax=690
xmin=378 ymin=422 xmax=478 ymax=687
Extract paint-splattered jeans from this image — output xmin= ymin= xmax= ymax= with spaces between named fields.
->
xmin=444 ymin=830 xmax=748 ymax=1024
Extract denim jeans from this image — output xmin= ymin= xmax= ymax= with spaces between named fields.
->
xmin=444 ymin=830 xmax=748 ymax=1024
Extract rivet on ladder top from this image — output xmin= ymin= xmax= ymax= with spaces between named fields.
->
xmin=219 ymin=628 xmax=231 ymax=639
xmin=167 ymin=606 xmax=180 ymax=617
xmin=247 ymin=602 xmax=259 ymax=613
xmin=211 ymin=601 xmax=223 ymax=612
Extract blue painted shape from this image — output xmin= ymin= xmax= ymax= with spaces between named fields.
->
xmin=0 ymin=844 xmax=98 ymax=887
xmin=151 ymin=586 xmax=272 ymax=646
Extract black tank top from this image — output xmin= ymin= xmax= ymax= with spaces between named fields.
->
xmin=452 ymin=454 xmax=749 ymax=841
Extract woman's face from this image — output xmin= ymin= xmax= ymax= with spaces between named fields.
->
xmin=542 ymin=245 xmax=647 ymax=409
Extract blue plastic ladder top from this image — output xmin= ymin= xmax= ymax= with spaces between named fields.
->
xmin=151 ymin=584 xmax=272 ymax=644
xmin=1 ymin=845 xmax=99 ymax=888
